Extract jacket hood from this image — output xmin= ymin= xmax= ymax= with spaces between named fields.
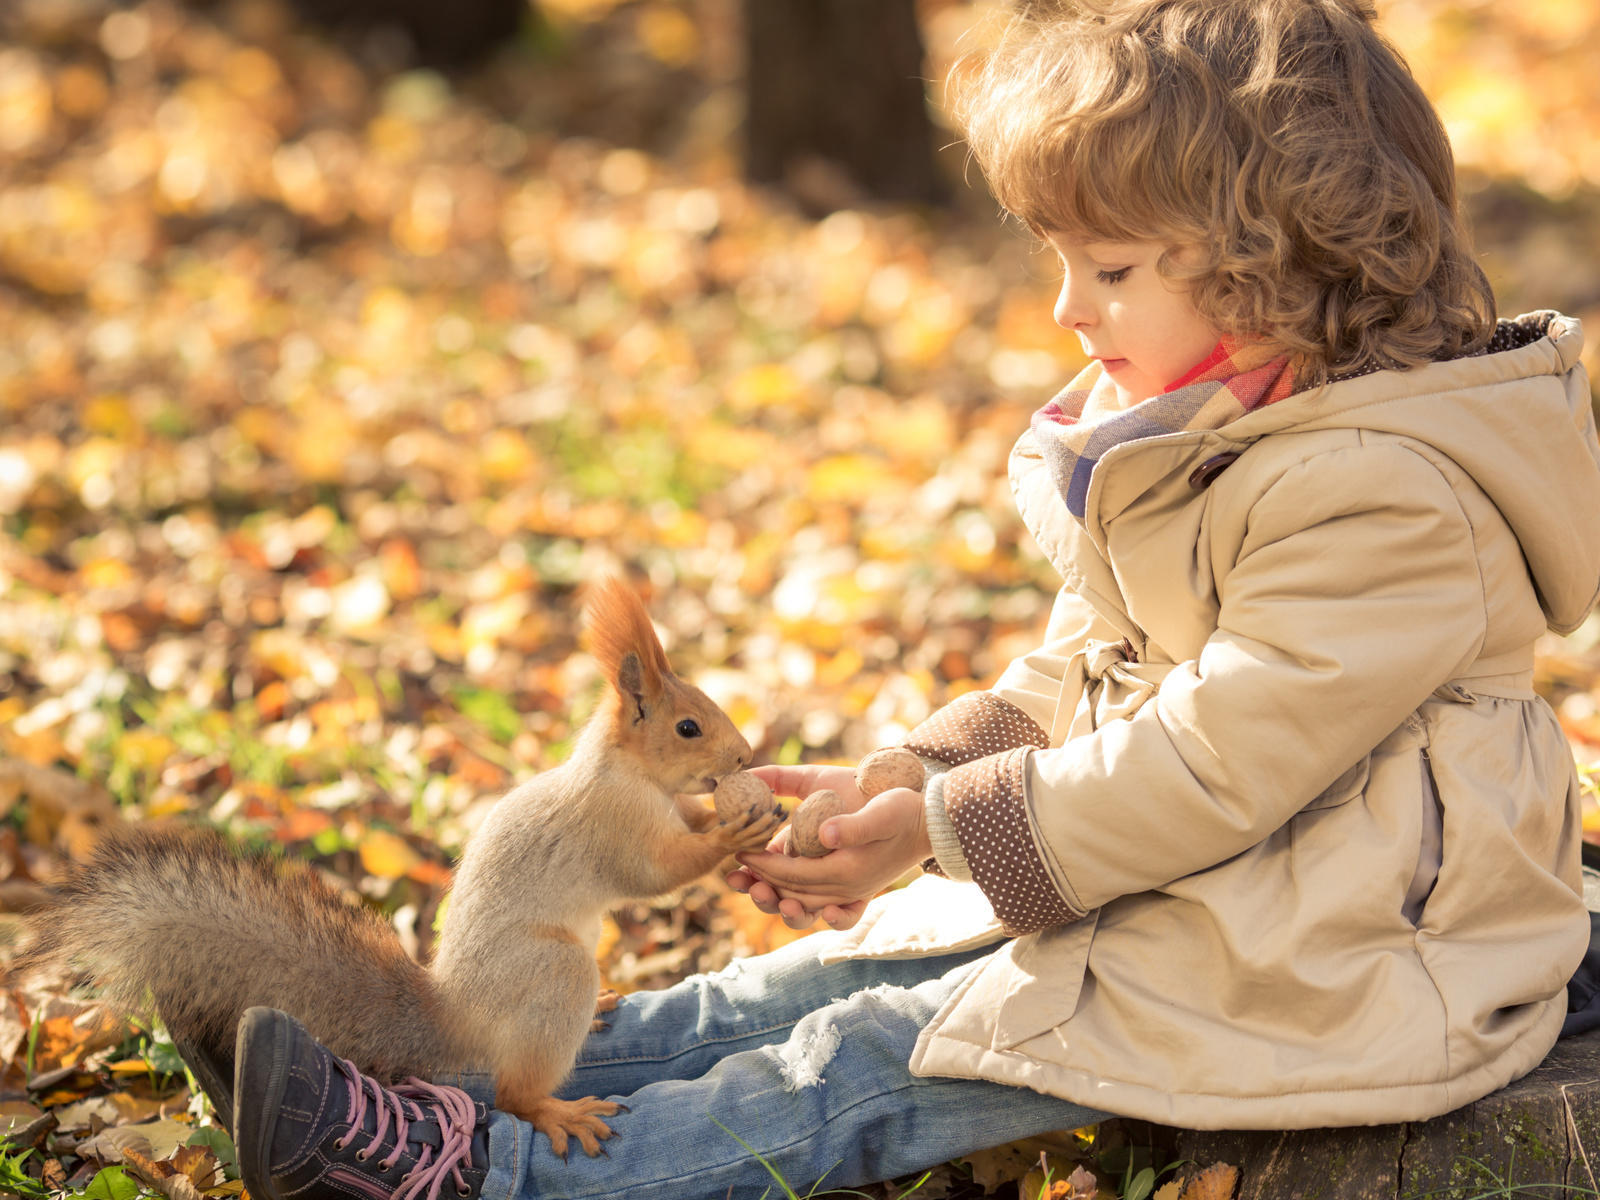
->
xmin=1219 ymin=311 xmax=1600 ymax=633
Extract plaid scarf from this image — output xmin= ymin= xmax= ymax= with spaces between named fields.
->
xmin=1032 ymin=338 xmax=1299 ymax=519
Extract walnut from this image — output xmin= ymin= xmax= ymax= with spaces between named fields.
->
xmin=713 ymin=771 xmax=776 ymax=822
xmin=786 ymin=789 xmax=847 ymax=857
xmin=854 ymin=747 xmax=924 ymax=799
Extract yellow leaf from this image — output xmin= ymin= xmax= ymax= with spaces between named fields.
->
xmin=864 ymin=396 xmax=954 ymax=463
xmin=287 ymin=409 xmax=359 ymax=484
xmin=805 ymin=454 xmax=904 ymax=505
xmin=83 ymin=394 xmax=139 ymax=441
xmin=686 ymin=424 xmax=780 ymax=471
xmin=651 ymin=505 xmax=709 ymax=548
xmin=121 ymin=729 xmax=178 ymax=774
xmin=82 ymin=555 xmax=136 ymax=589
xmin=67 ymin=437 xmax=123 ymax=499
xmin=481 ymin=429 xmax=537 ymax=483
xmin=727 ymin=363 xmax=805 ymax=412
xmin=636 ymin=6 xmax=699 ymax=67
xmin=359 ymin=829 xmax=422 ymax=880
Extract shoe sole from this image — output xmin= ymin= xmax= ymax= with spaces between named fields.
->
xmin=170 ymin=1030 xmax=235 ymax=1134
xmin=234 ymin=1008 xmax=296 ymax=1200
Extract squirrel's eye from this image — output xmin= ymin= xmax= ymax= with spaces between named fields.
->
xmin=675 ymin=719 xmax=702 ymax=738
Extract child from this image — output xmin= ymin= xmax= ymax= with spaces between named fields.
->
xmin=222 ymin=1 xmax=1600 ymax=1197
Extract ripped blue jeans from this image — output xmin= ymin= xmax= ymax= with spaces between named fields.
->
xmin=476 ymin=932 xmax=1112 ymax=1200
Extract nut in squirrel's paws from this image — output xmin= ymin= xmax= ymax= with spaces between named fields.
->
xmin=714 ymin=772 xmax=778 ymax=822
xmin=712 ymin=771 xmax=785 ymax=851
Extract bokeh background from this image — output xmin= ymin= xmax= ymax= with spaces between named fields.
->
xmin=0 ymin=2 xmax=1598 ymax=1167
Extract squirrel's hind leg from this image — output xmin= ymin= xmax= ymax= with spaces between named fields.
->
xmin=500 ymin=1080 xmax=623 ymax=1158
xmin=494 ymin=1040 xmax=622 ymax=1158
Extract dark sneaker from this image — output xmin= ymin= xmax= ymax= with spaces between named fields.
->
xmin=170 ymin=1031 xmax=235 ymax=1133
xmin=233 ymin=1007 xmax=489 ymax=1200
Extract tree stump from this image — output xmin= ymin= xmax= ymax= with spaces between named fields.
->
xmin=1120 ymin=1030 xmax=1600 ymax=1199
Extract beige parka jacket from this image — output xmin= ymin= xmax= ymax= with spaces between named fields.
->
xmin=820 ymin=312 xmax=1600 ymax=1129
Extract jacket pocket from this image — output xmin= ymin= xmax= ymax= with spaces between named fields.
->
xmin=1403 ymin=748 xmax=1444 ymax=927
xmin=991 ymin=910 xmax=1101 ymax=1049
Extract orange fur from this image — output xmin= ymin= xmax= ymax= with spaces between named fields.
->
xmin=584 ymin=579 xmax=671 ymax=686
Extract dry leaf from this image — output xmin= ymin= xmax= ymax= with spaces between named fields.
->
xmin=170 ymin=1145 xmax=225 ymax=1191
xmin=78 ymin=1117 xmax=197 ymax=1163
xmin=1180 ymin=1162 xmax=1240 ymax=1200
xmin=1063 ymin=1164 xmax=1099 ymax=1198
xmin=0 ymin=761 xmax=120 ymax=848
xmin=106 ymin=1089 xmax=176 ymax=1123
xmin=28 ymin=1004 xmax=127 ymax=1074
xmin=122 ymin=1140 xmax=208 ymax=1200
xmin=0 ymin=992 xmax=32 ymax=1065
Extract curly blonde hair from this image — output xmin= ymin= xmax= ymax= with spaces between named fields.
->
xmin=948 ymin=0 xmax=1496 ymax=381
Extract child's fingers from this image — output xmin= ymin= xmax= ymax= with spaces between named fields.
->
xmin=821 ymin=902 xmax=867 ymax=930
xmin=749 ymin=880 xmax=786 ymax=915
xmin=821 ymin=787 xmax=922 ymax=850
xmin=735 ymin=847 xmax=850 ymax=889
xmin=777 ymin=897 xmax=818 ymax=930
xmin=749 ymin=763 xmax=855 ymax=801
xmin=726 ymin=870 xmax=786 ymax=916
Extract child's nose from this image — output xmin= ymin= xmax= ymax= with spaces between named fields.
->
xmin=1053 ymin=274 xmax=1093 ymax=330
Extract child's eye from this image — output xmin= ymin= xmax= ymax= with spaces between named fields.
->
xmin=1095 ymin=267 xmax=1131 ymax=285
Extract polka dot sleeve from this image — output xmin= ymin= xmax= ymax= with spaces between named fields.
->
xmin=942 ymin=746 xmax=1084 ymax=934
xmin=902 ymin=691 xmax=1051 ymax=765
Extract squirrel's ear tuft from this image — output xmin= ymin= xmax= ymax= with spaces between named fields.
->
xmin=615 ymin=651 xmax=648 ymax=721
xmin=585 ymin=578 xmax=670 ymax=702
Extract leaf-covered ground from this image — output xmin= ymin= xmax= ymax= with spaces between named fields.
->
xmin=1 ymin=1 xmax=1598 ymax=1197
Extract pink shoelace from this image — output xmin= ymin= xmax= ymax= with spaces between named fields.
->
xmin=330 ymin=1058 xmax=479 ymax=1200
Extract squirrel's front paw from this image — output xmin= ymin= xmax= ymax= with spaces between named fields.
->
xmin=719 ymin=802 xmax=786 ymax=853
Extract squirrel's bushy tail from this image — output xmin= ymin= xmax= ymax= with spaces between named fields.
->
xmin=10 ymin=825 xmax=478 ymax=1082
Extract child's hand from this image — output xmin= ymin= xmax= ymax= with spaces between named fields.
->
xmin=726 ymin=764 xmax=932 ymax=931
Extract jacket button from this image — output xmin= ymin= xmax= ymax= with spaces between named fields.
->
xmin=1188 ymin=451 xmax=1241 ymax=489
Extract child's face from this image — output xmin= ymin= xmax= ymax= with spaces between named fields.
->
xmin=1045 ymin=234 xmax=1220 ymax=407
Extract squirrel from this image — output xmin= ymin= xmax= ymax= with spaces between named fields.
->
xmin=9 ymin=580 xmax=786 ymax=1158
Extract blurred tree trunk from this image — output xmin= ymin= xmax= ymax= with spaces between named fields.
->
xmin=743 ymin=0 xmax=947 ymax=211
xmin=285 ymin=0 xmax=524 ymax=65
